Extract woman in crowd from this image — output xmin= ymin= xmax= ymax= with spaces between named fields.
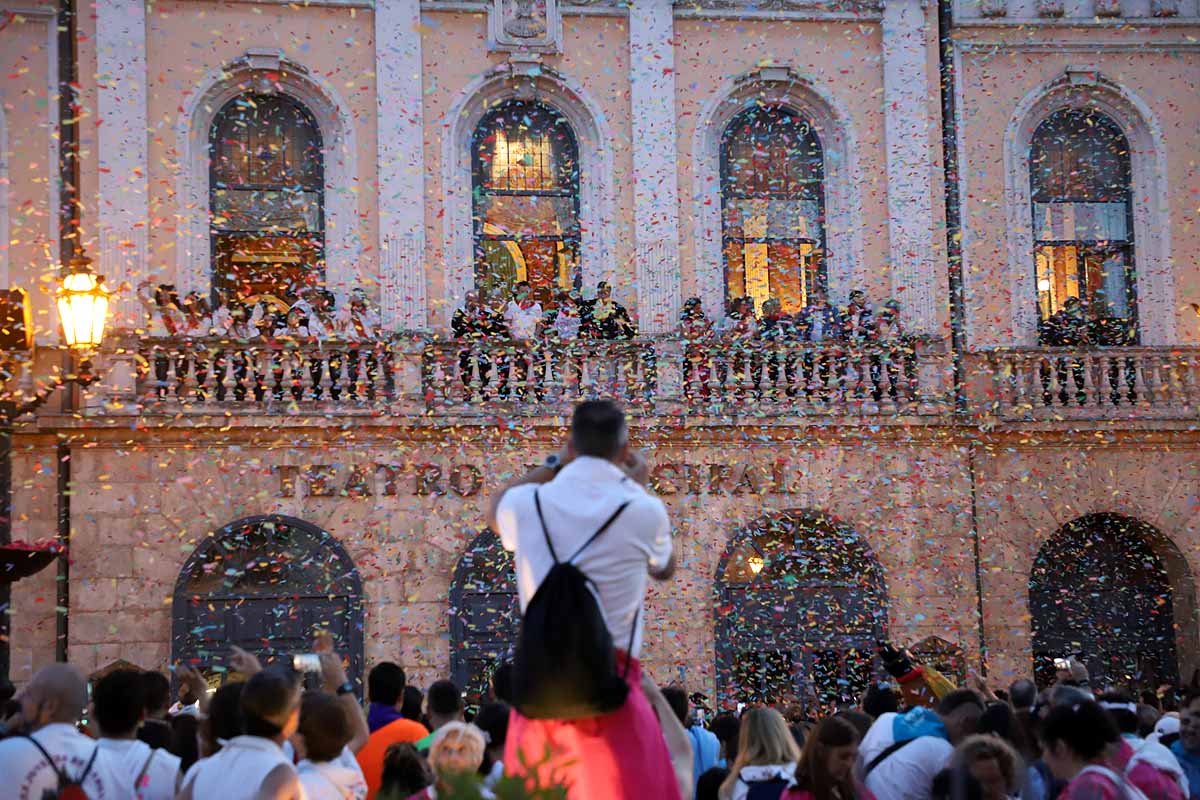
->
xmin=719 ymin=707 xmax=800 ymax=800
xmin=295 ymin=691 xmax=368 ymax=800
xmin=405 ymin=722 xmax=488 ymax=800
xmin=947 ymin=735 xmax=1022 ymax=800
xmin=378 ymin=743 xmax=430 ymax=800
xmin=781 ymin=715 xmax=868 ymax=800
xmin=680 ymin=296 xmax=713 ymax=400
xmin=1039 ymin=700 xmax=1150 ymax=800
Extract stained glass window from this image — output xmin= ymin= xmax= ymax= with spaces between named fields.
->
xmin=210 ymin=94 xmax=324 ymax=304
xmin=472 ymin=100 xmax=580 ymax=307
xmin=721 ymin=105 xmax=826 ymax=316
xmin=1030 ymin=109 xmax=1137 ymax=344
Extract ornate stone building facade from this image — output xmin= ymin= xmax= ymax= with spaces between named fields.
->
xmin=2 ymin=0 xmax=1198 ymax=703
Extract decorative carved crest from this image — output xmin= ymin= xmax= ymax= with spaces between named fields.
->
xmin=489 ymin=0 xmax=563 ymax=53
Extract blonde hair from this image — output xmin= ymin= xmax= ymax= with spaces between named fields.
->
xmin=954 ymin=734 xmax=1023 ymax=793
xmin=719 ymin=708 xmax=800 ymax=800
xmin=428 ymin=721 xmax=486 ymax=781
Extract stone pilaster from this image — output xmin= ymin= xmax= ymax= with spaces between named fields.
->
xmin=882 ymin=0 xmax=939 ymax=335
xmin=376 ymin=0 xmax=428 ymax=331
xmin=630 ymin=0 xmax=681 ymax=334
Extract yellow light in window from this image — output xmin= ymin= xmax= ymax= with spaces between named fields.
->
xmin=1038 ymin=279 xmax=1052 ymax=292
xmin=748 ymin=555 xmax=765 ymax=576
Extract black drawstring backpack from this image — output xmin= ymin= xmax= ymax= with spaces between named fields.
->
xmin=511 ymin=489 xmax=636 ymax=720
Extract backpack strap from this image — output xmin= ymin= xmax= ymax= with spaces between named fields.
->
xmin=134 ymin=749 xmax=157 ymax=791
xmin=532 ymin=489 xmax=559 ymax=564
xmin=567 ymin=501 xmax=631 ymax=564
xmin=864 ymin=737 xmax=916 ymax=777
xmin=22 ymin=734 xmax=68 ymax=785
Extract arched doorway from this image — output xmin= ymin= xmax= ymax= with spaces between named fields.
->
xmin=1030 ymin=513 xmax=1185 ymax=689
xmin=171 ymin=515 xmax=364 ymax=687
xmin=448 ymin=529 xmax=518 ymax=706
xmin=715 ymin=511 xmax=888 ymax=711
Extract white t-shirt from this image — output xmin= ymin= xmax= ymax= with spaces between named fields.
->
xmin=495 ymin=456 xmax=672 ymax=658
xmin=0 ymin=722 xmax=130 ymax=799
xmin=504 ymin=301 xmax=544 ymax=341
xmin=298 ymin=757 xmax=369 ymax=800
xmin=182 ymin=735 xmax=296 ymax=799
xmin=859 ymin=712 xmax=954 ymax=800
xmin=97 ymin=737 xmax=181 ymax=800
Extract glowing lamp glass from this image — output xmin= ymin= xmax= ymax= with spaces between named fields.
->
xmin=747 ymin=555 xmax=765 ymax=576
xmin=57 ymin=267 xmax=111 ymax=349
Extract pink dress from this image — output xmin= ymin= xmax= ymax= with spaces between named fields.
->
xmin=782 ymin=780 xmax=877 ymax=800
xmin=504 ymin=653 xmax=682 ymax=800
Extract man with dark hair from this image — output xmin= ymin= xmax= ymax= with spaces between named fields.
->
xmin=418 ymin=679 xmax=464 ymax=748
xmin=137 ymin=670 xmax=173 ymax=751
xmin=859 ymin=688 xmax=985 ymax=800
xmin=94 ymin=668 xmax=182 ymax=799
xmin=1172 ymin=688 xmax=1200 ymax=798
xmin=489 ymin=662 xmax=513 ymax=705
xmin=485 ymin=398 xmax=677 ymax=798
xmin=355 ymin=672 xmax=428 ymax=799
xmin=0 ymin=663 xmax=128 ymax=797
xmin=366 ymin=662 xmax=407 ymax=733
xmin=179 ymin=669 xmax=304 ymax=799
xmin=1008 ymin=678 xmax=1037 ymax=712
xmin=401 ymin=685 xmax=425 ymax=723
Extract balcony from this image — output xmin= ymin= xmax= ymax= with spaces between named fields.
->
xmin=972 ymin=346 xmax=1200 ymax=421
xmin=26 ymin=336 xmax=1195 ymax=427
xmin=61 ymin=335 xmax=952 ymax=423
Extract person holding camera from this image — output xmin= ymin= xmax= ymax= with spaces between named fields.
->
xmin=485 ymin=399 xmax=679 ymax=799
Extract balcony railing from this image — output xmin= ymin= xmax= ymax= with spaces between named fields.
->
xmin=97 ymin=335 xmax=953 ymax=419
xmin=979 ymin=347 xmax=1200 ymax=420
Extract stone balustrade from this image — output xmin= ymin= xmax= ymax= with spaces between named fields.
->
xmin=977 ymin=347 xmax=1200 ymax=421
xmin=40 ymin=336 xmax=1200 ymax=425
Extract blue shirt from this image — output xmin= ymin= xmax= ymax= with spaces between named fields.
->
xmin=688 ymin=725 xmax=722 ymax=798
xmin=367 ymin=702 xmax=404 ymax=733
xmin=1170 ymin=741 xmax=1200 ymax=799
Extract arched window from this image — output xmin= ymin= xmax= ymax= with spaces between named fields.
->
xmin=210 ymin=94 xmax=324 ymax=305
xmin=472 ymin=100 xmax=580 ymax=307
xmin=1029 ymin=514 xmax=1179 ymax=688
xmin=721 ymin=105 xmax=825 ymax=316
xmin=715 ymin=512 xmax=886 ymax=711
xmin=171 ymin=515 xmax=363 ymax=688
xmin=1031 ymin=109 xmax=1136 ymax=344
xmin=449 ymin=529 xmax=518 ymax=707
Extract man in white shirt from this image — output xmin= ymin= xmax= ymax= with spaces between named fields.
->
xmin=0 ymin=663 xmax=130 ymax=798
xmin=500 ymin=280 xmax=543 ymax=399
xmin=858 ymin=689 xmax=985 ymax=800
xmin=93 ymin=668 xmax=181 ymax=799
xmin=486 ymin=399 xmax=680 ymax=799
xmin=179 ymin=669 xmax=304 ymax=800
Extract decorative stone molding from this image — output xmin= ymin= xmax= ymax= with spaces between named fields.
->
xmin=96 ymin=0 xmax=150 ymax=329
xmin=882 ymin=0 xmax=939 ymax=335
xmin=1151 ymin=0 xmax=1179 ymax=16
xmin=174 ymin=54 xmax=360 ymax=306
xmin=630 ymin=0 xmax=681 ymax=334
xmin=1093 ymin=0 xmax=1122 ymax=17
xmin=978 ymin=0 xmax=1007 ymax=17
xmin=440 ymin=62 xmax=618 ymax=326
xmin=674 ymin=0 xmax=882 ymax=11
xmin=1000 ymin=72 xmax=1176 ymax=346
xmin=488 ymin=0 xmax=563 ymax=53
xmin=1035 ymin=0 xmax=1064 ymax=16
xmin=691 ymin=66 xmax=865 ymax=322
xmin=376 ymin=0 xmax=428 ymax=331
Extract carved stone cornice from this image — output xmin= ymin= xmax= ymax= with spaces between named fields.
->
xmin=673 ymin=0 xmax=882 ymax=12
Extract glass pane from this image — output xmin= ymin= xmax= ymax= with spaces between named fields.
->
xmin=1033 ymin=202 xmax=1128 ymax=242
xmin=476 ymin=238 xmax=577 ymax=306
xmin=724 ymin=198 xmax=822 ymax=241
xmin=722 ymin=105 xmax=823 ymax=197
xmin=1036 ymin=244 xmax=1082 ymax=321
xmin=474 ymin=101 xmax=578 ymax=192
xmin=212 ymin=234 xmax=322 ymax=301
xmin=211 ymin=94 xmax=323 ymax=189
xmin=1031 ymin=109 xmax=1130 ymax=202
xmin=477 ymin=194 xmax=578 ymax=238
xmin=724 ymin=239 xmax=817 ymax=316
xmin=1086 ymin=249 xmax=1131 ymax=320
xmin=212 ymin=188 xmax=322 ymax=232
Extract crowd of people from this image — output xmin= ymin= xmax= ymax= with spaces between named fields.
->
xmin=2 ymin=399 xmax=1193 ymax=800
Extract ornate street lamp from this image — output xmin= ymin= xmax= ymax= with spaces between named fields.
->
xmin=56 ymin=255 xmax=111 ymax=352
xmin=0 ymin=251 xmax=112 ymax=681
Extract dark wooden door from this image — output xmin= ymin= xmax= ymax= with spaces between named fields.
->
xmin=449 ymin=529 xmax=519 ymax=707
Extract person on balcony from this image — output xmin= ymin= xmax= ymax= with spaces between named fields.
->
xmin=540 ymin=289 xmax=584 ymax=396
xmin=500 ymin=281 xmax=543 ymax=400
xmin=138 ymin=281 xmax=186 ymax=399
xmin=795 ymin=289 xmax=844 ymax=398
xmin=716 ymin=297 xmax=758 ymax=397
xmin=760 ymin=298 xmax=797 ymax=398
xmin=1044 ymin=297 xmax=1090 ymax=347
xmin=452 ymin=290 xmax=507 ymax=400
xmin=337 ymin=288 xmax=382 ymax=401
xmin=843 ymin=289 xmax=875 ymax=343
xmin=585 ymin=281 xmax=637 ymax=341
xmin=680 ymin=297 xmax=713 ymax=401
xmin=873 ymin=299 xmax=914 ymax=402
xmin=843 ymin=289 xmax=876 ymax=400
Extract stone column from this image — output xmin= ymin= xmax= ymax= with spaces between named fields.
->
xmin=376 ymin=0 xmax=428 ymax=332
xmin=882 ymin=0 xmax=939 ymax=335
xmin=629 ymin=0 xmax=681 ymax=335
xmin=96 ymin=0 xmax=149 ymax=329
